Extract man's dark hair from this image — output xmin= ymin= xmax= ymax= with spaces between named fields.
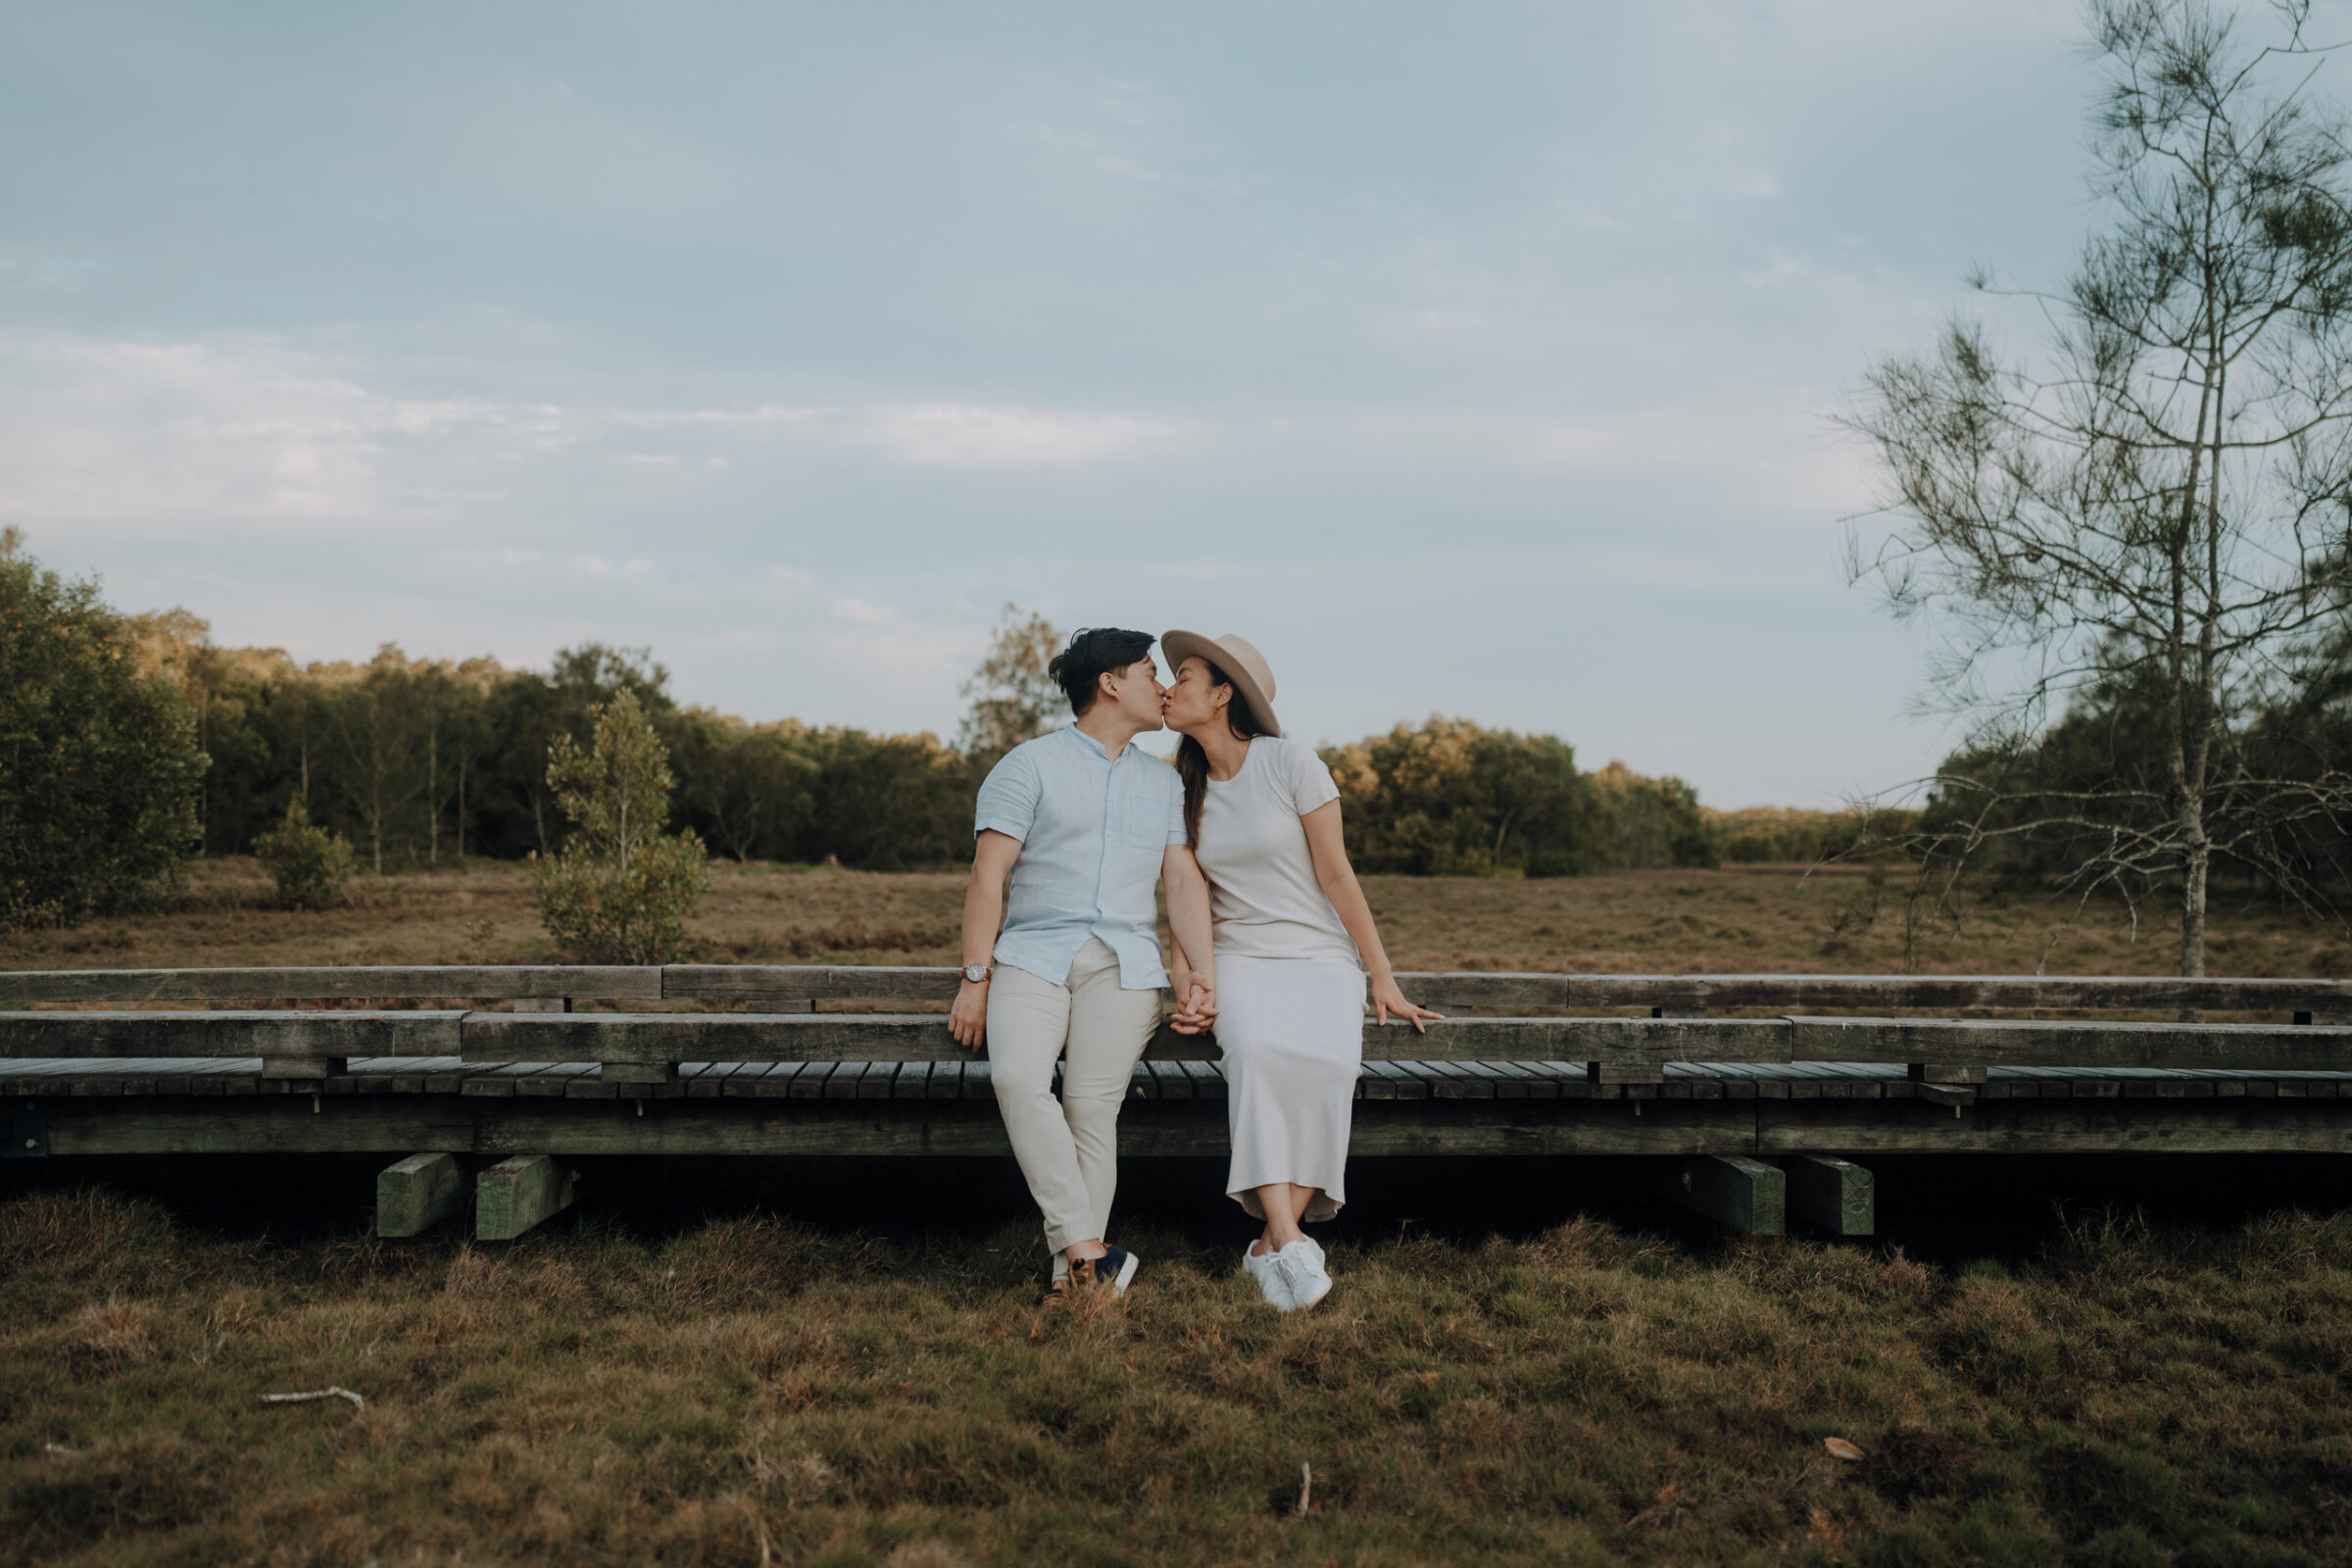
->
xmin=1047 ymin=627 xmax=1154 ymax=716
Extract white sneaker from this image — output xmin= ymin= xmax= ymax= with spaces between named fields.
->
xmin=1243 ymin=1243 xmax=1295 ymax=1310
xmin=1271 ymin=1239 xmax=1333 ymax=1311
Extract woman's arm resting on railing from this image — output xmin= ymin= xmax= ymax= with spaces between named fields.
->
xmin=950 ymin=830 xmax=1022 ymax=1053
xmin=1301 ymin=801 xmax=1444 ymax=1034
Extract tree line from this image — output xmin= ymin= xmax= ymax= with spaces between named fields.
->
xmin=0 ymin=552 xmax=1753 ymax=927
xmin=131 ymin=610 xmax=977 ymax=876
xmin=146 ymin=600 xmax=1730 ymax=879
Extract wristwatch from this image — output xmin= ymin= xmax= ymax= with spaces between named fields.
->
xmin=961 ymin=963 xmax=992 ymax=985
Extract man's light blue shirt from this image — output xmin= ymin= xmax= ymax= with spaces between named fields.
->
xmin=975 ymin=725 xmax=1186 ymax=990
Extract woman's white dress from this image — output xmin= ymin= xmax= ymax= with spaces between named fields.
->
xmin=1193 ymin=736 xmax=1365 ymax=1221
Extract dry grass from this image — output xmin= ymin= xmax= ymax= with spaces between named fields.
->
xmin=5 ymin=1189 xmax=2352 ymax=1565
xmin=5 ymin=865 xmax=2351 ymax=1562
xmin=3 ymin=857 xmax=2345 ymax=977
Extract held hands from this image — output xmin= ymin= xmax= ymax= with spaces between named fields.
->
xmin=1168 ymin=971 xmax=1218 ymax=1035
xmin=949 ymin=978 xmax=989 ymax=1054
xmin=1370 ymin=974 xmax=1444 ymax=1035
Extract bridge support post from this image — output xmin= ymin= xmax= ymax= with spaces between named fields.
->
xmin=377 ymin=1152 xmax=466 ymax=1237
xmin=1787 ymin=1154 xmax=1874 ymax=1236
xmin=1660 ymin=1152 xmax=1784 ymax=1236
xmin=475 ymin=1154 xmax=576 ymax=1241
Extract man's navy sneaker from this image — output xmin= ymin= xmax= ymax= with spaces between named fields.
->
xmin=1077 ymin=1245 xmax=1140 ymax=1297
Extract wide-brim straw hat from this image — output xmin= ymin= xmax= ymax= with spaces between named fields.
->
xmin=1159 ymin=630 xmax=1283 ymax=738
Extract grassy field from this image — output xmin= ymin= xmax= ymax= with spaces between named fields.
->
xmin=6 ymin=862 xmax=2352 ymax=1564
xmin=7 ymin=1183 xmax=2352 ymax=1566
xmin=4 ymin=856 xmax=2347 ymax=978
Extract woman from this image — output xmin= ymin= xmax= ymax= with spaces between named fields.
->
xmin=1159 ymin=631 xmax=1441 ymax=1312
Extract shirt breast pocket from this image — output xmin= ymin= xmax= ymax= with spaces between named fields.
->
xmin=1117 ymin=799 xmax=1170 ymax=853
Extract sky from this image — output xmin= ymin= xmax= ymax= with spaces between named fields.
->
xmin=0 ymin=1 xmax=2174 ymax=807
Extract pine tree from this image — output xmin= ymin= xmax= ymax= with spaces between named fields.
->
xmin=530 ymin=689 xmax=710 ymax=962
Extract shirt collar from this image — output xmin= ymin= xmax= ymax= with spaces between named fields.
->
xmin=1064 ymin=723 xmax=1130 ymax=761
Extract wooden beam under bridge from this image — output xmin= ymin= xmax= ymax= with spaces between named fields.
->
xmin=17 ymin=1090 xmax=2352 ymax=1160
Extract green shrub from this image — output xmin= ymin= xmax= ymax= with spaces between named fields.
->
xmin=1590 ymin=760 xmax=1718 ymax=870
xmin=252 ymin=799 xmax=356 ymax=910
xmin=1323 ymin=717 xmax=1602 ymax=876
xmin=531 ymin=689 xmax=709 ymax=962
xmin=0 ymin=530 xmax=203 ymax=927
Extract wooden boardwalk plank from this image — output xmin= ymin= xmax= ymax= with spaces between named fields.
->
xmin=747 ymin=1062 xmax=802 ymax=1099
xmin=0 ymin=967 xmax=660 ymax=1006
xmin=11 ymin=966 xmax=2351 ymax=1024
xmin=19 ymin=1005 xmax=2352 ymax=1076
xmin=1149 ymin=1061 xmax=1195 ymax=1101
xmin=453 ymin=1012 xmax=1800 ymax=1068
xmin=0 ymin=1011 xmax=467 ymax=1058
xmin=621 ymin=965 xmax=2352 ymax=1015
xmin=1791 ymin=1015 xmax=2352 ymax=1072
xmin=1361 ymin=1061 xmax=1428 ymax=1101
xmin=1425 ymin=1061 xmax=1496 ymax=1100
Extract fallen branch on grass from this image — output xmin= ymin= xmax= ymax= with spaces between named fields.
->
xmin=1296 ymin=1462 xmax=1312 ymax=1518
xmin=259 ymin=1386 xmax=366 ymax=1411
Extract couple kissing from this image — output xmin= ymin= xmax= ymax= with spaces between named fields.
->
xmin=948 ymin=626 xmax=1440 ymax=1312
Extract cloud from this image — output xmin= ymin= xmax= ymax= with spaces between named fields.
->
xmin=814 ymin=592 xmax=984 ymax=703
xmin=848 ymin=403 xmax=1175 ymax=467
xmin=829 ymin=596 xmax=895 ymax=626
xmin=0 ymin=333 xmax=418 ymax=529
xmin=0 ymin=329 xmax=1187 ymax=546
xmin=619 ymin=399 xmax=1180 ymax=466
xmin=0 ymin=331 xmax=600 ymax=537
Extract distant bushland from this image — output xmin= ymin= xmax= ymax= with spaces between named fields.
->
xmin=1320 ymin=720 xmax=1717 ymax=876
xmin=120 ymin=609 xmax=977 ymax=879
xmin=1 ymin=544 xmax=1779 ymax=920
xmin=1705 ymin=805 xmax=1918 ymax=866
xmin=103 ymin=589 xmax=1734 ymax=885
xmin=0 ymin=530 xmax=203 ymax=927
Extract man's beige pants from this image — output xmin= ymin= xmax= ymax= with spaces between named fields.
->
xmin=988 ymin=938 xmax=1163 ymax=1253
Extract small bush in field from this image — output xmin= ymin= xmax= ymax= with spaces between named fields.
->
xmin=253 ymin=799 xmax=357 ymax=910
xmin=532 ymin=688 xmax=709 ymax=962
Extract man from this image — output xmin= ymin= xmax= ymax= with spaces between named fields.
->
xmin=948 ymin=626 xmax=1216 ymax=1299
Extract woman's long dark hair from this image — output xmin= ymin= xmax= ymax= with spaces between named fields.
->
xmin=1176 ymin=659 xmax=1270 ymax=848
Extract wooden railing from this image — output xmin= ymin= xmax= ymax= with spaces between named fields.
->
xmin=6 ymin=964 xmax=2352 ymax=1011
xmin=3 ymin=966 xmax=2350 ymax=1088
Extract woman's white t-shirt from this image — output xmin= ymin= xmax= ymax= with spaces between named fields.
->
xmin=1193 ymin=736 xmax=1362 ymax=967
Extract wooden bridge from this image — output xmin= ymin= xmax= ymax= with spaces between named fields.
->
xmin=6 ymin=964 xmax=2351 ymax=1243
